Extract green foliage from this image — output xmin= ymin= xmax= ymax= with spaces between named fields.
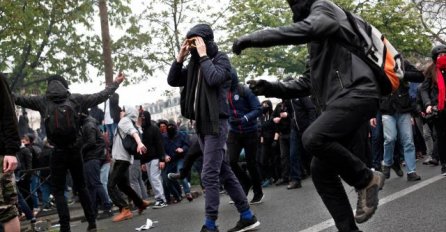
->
xmin=224 ymin=0 xmax=308 ymax=81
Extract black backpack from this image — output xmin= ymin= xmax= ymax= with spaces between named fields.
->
xmin=45 ymin=98 xmax=80 ymax=147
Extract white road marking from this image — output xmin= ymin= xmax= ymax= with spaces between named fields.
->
xmin=299 ymin=175 xmax=445 ymax=232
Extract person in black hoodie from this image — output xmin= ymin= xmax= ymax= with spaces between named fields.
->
xmin=233 ymin=0 xmax=386 ymax=230
xmin=0 ymin=73 xmax=20 ymax=231
xmin=140 ymin=111 xmax=167 ymax=208
xmin=80 ymin=111 xmax=113 ymax=219
xmin=168 ymin=24 xmax=259 ymax=232
xmin=259 ymin=100 xmax=279 ymax=187
xmin=13 ymin=73 xmax=124 ymax=232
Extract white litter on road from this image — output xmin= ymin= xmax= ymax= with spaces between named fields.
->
xmin=135 ymin=218 xmax=158 ymax=231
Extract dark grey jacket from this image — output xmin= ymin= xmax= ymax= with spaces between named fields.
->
xmin=238 ymin=0 xmax=380 ymax=110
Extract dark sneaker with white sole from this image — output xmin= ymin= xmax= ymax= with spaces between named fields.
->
xmin=227 ymin=215 xmax=260 ymax=232
xmin=200 ymin=225 xmax=219 ymax=232
xmin=249 ymin=193 xmax=264 ymax=205
xmin=355 ymin=171 xmax=385 ymax=224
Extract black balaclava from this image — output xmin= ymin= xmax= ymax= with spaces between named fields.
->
xmin=261 ymin=100 xmax=273 ymax=114
xmin=186 ymin=24 xmax=219 ymax=59
xmin=287 ymin=0 xmax=316 ymax=22
xmin=167 ymin=123 xmax=177 ymax=139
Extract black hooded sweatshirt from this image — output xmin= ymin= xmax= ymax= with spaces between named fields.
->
xmin=140 ymin=111 xmax=165 ymax=164
xmin=168 ymin=24 xmax=232 ymax=135
xmin=0 ymin=75 xmax=20 ymax=157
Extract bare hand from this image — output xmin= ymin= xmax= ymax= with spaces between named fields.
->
xmin=137 ymin=143 xmax=147 ymax=155
xmin=273 ymin=117 xmax=281 ymax=124
xmin=195 ymin=37 xmax=207 ymax=57
xmin=141 ymin=164 xmax=147 ymax=172
xmin=280 ymin=112 xmax=288 ymax=118
xmin=175 ymin=148 xmax=184 ymax=153
xmin=370 ymin=118 xmax=377 ymax=128
xmin=165 ymin=155 xmax=171 ymax=163
xmin=426 ymin=105 xmax=433 ymax=114
xmin=159 ymin=161 xmax=165 ymax=170
xmin=114 ymin=72 xmax=125 ymax=84
xmin=177 ymin=39 xmax=190 ymax=63
xmin=3 ymin=156 xmax=18 ymax=173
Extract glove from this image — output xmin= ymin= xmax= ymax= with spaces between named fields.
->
xmin=232 ymin=36 xmax=250 ymax=55
xmin=247 ymin=79 xmax=272 ymax=96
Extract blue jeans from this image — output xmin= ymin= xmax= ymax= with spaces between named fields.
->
xmin=176 ymin=159 xmax=190 ymax=194
xmin=106 ymin=123 xmax=118 ymax=146
xmin=100 ymin=162 xmax=111 ymax=202
xmin=40 ymin=180 xmax=51 ymax=208
xmin=382 ymin=113 xmax=416 ymax=173
xmin=30 ymin=174 xmax=40 ymax=209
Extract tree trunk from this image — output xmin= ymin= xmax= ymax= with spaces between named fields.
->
xmin=99 ymin=0 xmax=113 ymax=85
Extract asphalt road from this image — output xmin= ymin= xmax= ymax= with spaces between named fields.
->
xmin=69 ymin=163 xmax=446 ymax=232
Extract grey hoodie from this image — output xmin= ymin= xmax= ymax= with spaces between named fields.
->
xmin=112 ymin=105 xmax=139 ymax=164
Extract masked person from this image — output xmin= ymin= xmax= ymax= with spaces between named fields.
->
xmin=14 ymin=73 xmax=125 ymax=232
xmin=232 ymin=0 xmax=385 ymax=231
xmin=168 ymin=24 xmax=260 ymax=232
xmin=420 ymin=44 xmax=446 ymax=176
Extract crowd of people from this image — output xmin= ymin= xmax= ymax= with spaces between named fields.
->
xmin=1 ymin=0 xmax=445 ymax=232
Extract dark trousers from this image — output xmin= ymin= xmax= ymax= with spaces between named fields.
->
xmin=51 ymin=147 xmax=95 ymax=232
xmin=302 ymin=96 xmax=376 ymax=232
xmin=279 ymin=134 xmax=291 ymax=180
xmin=370 ymin=112 xmax=384 ymax=170
xmin=107 ymin=160 xmax=143 ymax=210
xmin=198 ymin=120 xmax=249 ymax=220
xmin=434 ymin=111 xmax=446 ymax=164
xmin=289 ymin=128 xmax=303 ymax=181
xmin=84 ymin=159 xmax=111 ymax=213
xmin=227 ymin=131 xmax=263 ymax=196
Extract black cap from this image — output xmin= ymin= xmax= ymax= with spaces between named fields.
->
xmin=432 ymin=44 xmax=446 ymax=63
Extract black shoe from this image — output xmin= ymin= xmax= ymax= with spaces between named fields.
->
xmin=391 ymin=162 xmax=404 ymax=177
xmin=227 ymin=215 xmax=260 ymax=232
xmin=96 ymin=210 xmax=113 ymax=220
xmin=87 ymin=224 xmax=97 ymax=232
xmin=200 ymin=225 xmax=219 ymax=232
xmin=275 ymin=178 xmax=288 ymax=186
xmin=249 ymin=193 xmax=264 ymax=205
xmin=407 ymin=172 xmax=421 ymax=181
xmin=355 ymin=171 xmax=385 ymax=224
xmin=441 ymin=164 xmax=446 ymax=176
xmin=287 ymin=181 xmax=302 ymax=190
xmin=422 ymin=156 xmax=432 ymax=165
xmin=382 ymin=165 xmax=391 ymax=179
xmin=429 ymin=158 xmax=439 ymax=166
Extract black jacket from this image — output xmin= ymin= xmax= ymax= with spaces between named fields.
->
xmin=140 ymin=111 xmax=165 ymax=163
xmin=237 ymin=0 xmax=380 ymax=110
xmin=14 ymin=80 xmax=120 ymax=147
xmin=290 ymin=96 xmax=317 ymax=133
xmin=272 ymin=101 xmax=293 ymax=135
xmin=420 ymin=64 xmax=446 ymax=109
xmin=81 ymin=116 xmax=106 ymax=162
xmin=0 ymin=75 xmax=20 ymax=157
xmin=379 ymin=61 xmax=425 ymax=115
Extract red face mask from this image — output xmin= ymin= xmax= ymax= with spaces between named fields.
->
xmin=437 ymin=55 xmax=446 ymax=69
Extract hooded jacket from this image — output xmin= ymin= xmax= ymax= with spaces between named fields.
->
xmin=112 ymin=105 xmax=139 ymax=164
xmin=14 ymin=78 xmax=120 ymax=147
xmin=81 ymin=116 xmax=106 ymax=162
xmin=236 ymin=0 xmax=380 ymax=110
xmin=0 ymin=75 xmax=20 ymax=157
xmin=259 ymin=100 xmax=276 ymax=139
xmin=228 ymin=68 xmax=261 ymax=134
xmin=140 ymin=111 xmax=165 ymax=164
xmin=168 ymin=24 xmax=232 ymax=135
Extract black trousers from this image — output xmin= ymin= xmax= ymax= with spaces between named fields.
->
xmin=302 ymin=96 xmax=377 ymax=232
xmin=51 ymin=147 xmax=95 ymax=232
xmin=227 ymin=131 xmax=263 ymax=196
xmin=107 ymin=160 xmax=143 ymax=210
xmin=433 ymin=111 xmax=446 ymax=164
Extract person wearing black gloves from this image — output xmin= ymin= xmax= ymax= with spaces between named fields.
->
xmin=232 ymin=0 xmax=385 ymax=231
xmin=168 ymin=24 xmax=259 ymax=232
